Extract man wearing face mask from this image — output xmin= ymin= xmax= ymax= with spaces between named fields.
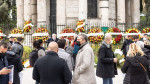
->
xmin=33 ymin=42 xmax=72 ymax=84
xmin=143 ymin=34 xmax=149 ymax=41
xmin=96 ymin=34 xmax=118 ymax=84
xmin=72 ymin=34 xmax=96 ymax=84
xmin=0 ymin=41 xmax=12 ymax=84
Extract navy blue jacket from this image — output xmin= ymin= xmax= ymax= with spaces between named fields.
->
xmin=0 ymin=56 xmax=9 ymax=84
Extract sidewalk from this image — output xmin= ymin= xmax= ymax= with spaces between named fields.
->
xmin=21 ymin=68 xmax=123 ymax=84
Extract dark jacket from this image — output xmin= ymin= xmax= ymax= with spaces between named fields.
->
xmin=121 ymin=39 xmax=133 ymax=57
xmin=33 ymin=51 xmax=72 ymax=84
xmin=96 ymin=43 xmax=117 ymax=78
xmin=6 ymin=51 xmax=23 ymax=84
xmin=12 ymin=42 xmax=23 ymax=58
xmin=0 ymin=56 xmax=9 ymax=84
xmin=142 ymin=48 xmax=150 ymax=60
xmin=46 ymin=38 xmax=59 ymax=46
xmin=144 ymin=45 xmax=150 ymax=50
xmin=121 ymin=55 xmax=149 ymax=84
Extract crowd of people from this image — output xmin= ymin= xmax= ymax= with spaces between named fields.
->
xmin=0 ymin=33 xmax=150 ymax=84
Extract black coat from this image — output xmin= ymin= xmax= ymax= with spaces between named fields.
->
xmin=121 ymin=55 xmax=149 ymax=84
xmin=33 ymin=51 xmax=72 ymax=84
xmin=0 ymin=56 xmax=9 ymax=84
xmin=6 ymin=51 xmax=23 ymax=84
xmin=12 ymin=42 xmax=23 ymax=58
xmin=121 ymin=39 xmax=133 ymax=57
xmin=46 ymin=38 xmax=59 ymax=46
xmin=96 ymin=44 xmax=117 ymax=78
xmin=144 ymin=45 xmax=150 ymax=50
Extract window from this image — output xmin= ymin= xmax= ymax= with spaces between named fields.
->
xmin=88 ymin=0 xmax=97 ymax=18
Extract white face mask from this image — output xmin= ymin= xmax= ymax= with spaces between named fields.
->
xmin=111 ymin=40 xmax=113 ymax=44
xmin=143 ymin=38 xmax=147 ymax=41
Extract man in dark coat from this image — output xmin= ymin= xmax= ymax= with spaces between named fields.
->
xmin=33 ymin=42 xmax=72 ymax=84
xmin=96 ymin=34 xmax=118 ymax=84
xmin=12 ymin=37 xmax=23 ymax=58
xmin=6 ymin=44 xmax=23 ymax=84
xmin=46 ymin=34 xmax=59 ymax=46
xmin=121 ymin=35 xmax=133 ymax=58
xmin=0 ymin=41 xmax=12 ymax=84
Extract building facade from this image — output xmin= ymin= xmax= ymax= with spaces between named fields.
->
xmin=17 ymin=0 xmax=140 ymax=33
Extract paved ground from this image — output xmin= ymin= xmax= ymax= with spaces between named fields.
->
xmin=21 ymin=68 xmax=123 ymax=84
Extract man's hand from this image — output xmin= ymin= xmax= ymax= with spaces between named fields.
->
xmin=113 ymin=58 xmax=118 ymax=63
xmin=9 ymin=81 xmax=12 ymax=84
xmin=0 ymin=67 xmax=11 ymax=75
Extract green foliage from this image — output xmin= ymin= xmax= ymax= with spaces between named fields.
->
xmin=0 ymin=0 xmax=10 ymax=24
xmin=22 ymin=46 xmax=32 ymax=62
xmin=0 ymin=0 xmax=16 ymax=24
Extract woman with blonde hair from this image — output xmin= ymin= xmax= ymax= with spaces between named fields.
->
xmin=121 ymin=43 xmax=150 ymax=84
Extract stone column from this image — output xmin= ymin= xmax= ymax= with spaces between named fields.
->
xmin=16 ymin=0 xmax=24 ymax=27
xmin=131 ymin=0 xmax=140 ymax=27
xmin=24 ymin=0 xmax=31 ymax=21
xmin=100 ymin=0 xmax=109 ymax=23
xmin=125 ymin=0 xmax=132 ymax=27
xmin=57 ymin=0 xmax=66 ymax=34
xmin=31 ymin=0 xmax=37 ymax=26
xmin=46 ymin=0 xmax=50 ymax=29
xmin=78 ymin=0 xmax=87 ymax=20
xmin=37 ymin=0 xmax=47 ymax=27
xmin=117 ymin=0 xmax=125 ymax=31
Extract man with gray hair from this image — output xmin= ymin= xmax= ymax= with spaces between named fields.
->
xmin=72 ymin=34 xmax=96 ymax=84
xmin=46 ymin=33 xmax=59 ymax=46
xmin=96 ymin=34 xmax=118 ymax=84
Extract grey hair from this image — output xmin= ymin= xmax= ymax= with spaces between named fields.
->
xmin=104 ymin=33 xmax=112 ymax=41
xmin=78 ymin=34 xmax=88 ymax=42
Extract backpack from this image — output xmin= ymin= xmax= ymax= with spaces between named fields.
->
xmin=29 ymin=50 xmax=39 ymax=67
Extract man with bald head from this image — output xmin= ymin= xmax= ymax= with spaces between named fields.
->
xmin=33 ymin=42 xmax=72 ymax=84
xmin=96 ymin=34 xmax=118 ymax=84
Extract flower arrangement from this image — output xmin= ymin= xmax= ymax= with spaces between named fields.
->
xmin=0 ymin=28 xmax=5 ymax=40
xmin=142 ymin=28 xmax=150 ymax=33
xmin=76 ymin=20 xmax=85 ymax=32
xmin=125 ymin=28 xmax=140 ymax=40
xmin=88 ymin=27 xmax=104 ymax=43
xmin=10 ymin=28 xmax=24 ymax=40
xmin=107 ymin=28 xmax=122 ymax=44
xmin=22 ymin=60 xmax=31 ymax=68
xmin=33 ymin=28 xmax=49 ymax=42
xmin=23 ymin=19 xmax=32 ymax=32
xmin=61 ymin=28 xmax=75 ymax=42
xmin=36 ymin=27 xmax=49 ymax=33
xmin=11 ymin=29 xmax=23 ymax=34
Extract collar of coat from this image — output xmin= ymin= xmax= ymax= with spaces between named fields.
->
xmin=46 ymin=51 xmax=58 ymax=56
xmin=15 ymin=42 xmax=21 ymax=45
xmin=79 ymin=42 xmax=88 ymax=50
xmin=102 ymin=41 xmax=110 ymax=48
xmin=58 ymin=48 xmax=65 ymax=52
